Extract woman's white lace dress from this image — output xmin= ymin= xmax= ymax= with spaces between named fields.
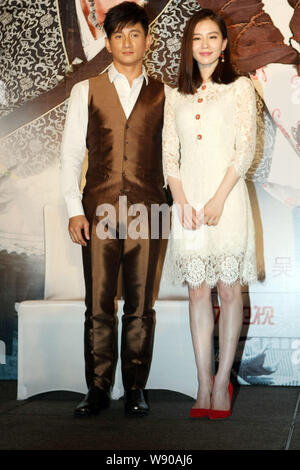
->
xmin=162 ymin=77 xmax=257 ymax=288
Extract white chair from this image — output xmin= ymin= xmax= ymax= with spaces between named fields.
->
xmin=16 ymin=204 xmax=198 ymax=400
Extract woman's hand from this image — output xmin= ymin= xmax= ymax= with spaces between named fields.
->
xmin=203 ymin=196 xmax=224 ymax=226
xmin=175 ymin=202 xmax=203 ymax=230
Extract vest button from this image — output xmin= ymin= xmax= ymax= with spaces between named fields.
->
xmin=124 ymin=156 xmax=128 ymax=161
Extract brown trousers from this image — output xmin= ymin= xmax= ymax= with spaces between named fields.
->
xmin=82 ymin=202 xmax=165 ymax=393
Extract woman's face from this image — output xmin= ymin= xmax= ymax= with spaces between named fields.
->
xmin=192 ymin=18 xmax=227 ymax=69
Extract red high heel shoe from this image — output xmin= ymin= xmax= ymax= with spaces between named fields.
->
xmin=190 ymin=377 xmax=215 ymax=418
xmin=208 ymin=382 xmax=233 ymax=420
xmin=189 ymin=407 xmax=210 ymax=418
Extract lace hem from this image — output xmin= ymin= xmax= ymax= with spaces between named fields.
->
xmin=163 ymin=252 xmax=257 ymax=289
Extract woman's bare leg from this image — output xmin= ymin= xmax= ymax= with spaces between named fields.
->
xmin=211 ymin=280 xmax=243 ymax=410
xmin=188 ymin=283 xmax=215 ymax=409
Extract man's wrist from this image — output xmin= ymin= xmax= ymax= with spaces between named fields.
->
xmin=66 ymin=199 xmax=85 ymax=219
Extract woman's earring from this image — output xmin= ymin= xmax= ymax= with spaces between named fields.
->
xmin=220 ymin=52 xmax=225 ymax=63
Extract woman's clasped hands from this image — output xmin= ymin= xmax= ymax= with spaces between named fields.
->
xmin=176 ymin=194 xmax=224 ymax=230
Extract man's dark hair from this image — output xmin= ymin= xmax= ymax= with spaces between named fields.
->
xmin=104 ymin=2 xmax=149 ymax=39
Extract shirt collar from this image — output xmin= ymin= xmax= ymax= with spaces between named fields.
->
xmin=108 ymin=63 xmax=149 ymax=86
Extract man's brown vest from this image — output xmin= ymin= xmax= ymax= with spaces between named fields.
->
xmin=82 ymin=72 xmax=166 ymax=221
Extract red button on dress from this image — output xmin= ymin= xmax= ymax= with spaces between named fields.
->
xmin=201 ymin=85 xmax=206 ymax=90
xmin=195 ymin=114 xmax=200 ymax=120
xmin=197 ymin=134 xmax=202 ymax=140
xmin=198 ymin=98 xmax=203 ymax=103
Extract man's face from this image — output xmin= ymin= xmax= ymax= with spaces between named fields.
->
xmin=105 ymin=22 xmax=151 ymax=68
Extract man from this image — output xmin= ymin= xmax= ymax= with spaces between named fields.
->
xmin=60 ymin=2 xmax=168 ymax=416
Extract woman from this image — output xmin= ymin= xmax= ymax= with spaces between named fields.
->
xmin=162 ymin=9 xmax=257 ymax=419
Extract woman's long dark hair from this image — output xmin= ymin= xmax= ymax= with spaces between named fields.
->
xmin=178 ymin=9 xmax=238 ymax=94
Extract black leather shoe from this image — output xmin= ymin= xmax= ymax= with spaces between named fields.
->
xmin=124 ymin=389 xmax=149 ymax=415
xmin=74 ymin=386 xmax=110 ymax=417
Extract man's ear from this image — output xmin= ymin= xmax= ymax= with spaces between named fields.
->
xmin=105 ymin=37 xmax=112 ymax=54
xmin=145 ymin=34 xmax=152 ymax=52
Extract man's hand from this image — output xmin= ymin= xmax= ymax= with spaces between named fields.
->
xmin=68 ymin=215 xmax=90 ymax=246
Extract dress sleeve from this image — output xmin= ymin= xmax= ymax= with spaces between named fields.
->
xmin=162 ymin=85 xmax=181 ymax=188
xmin=230 ymin=77 xmax=256 ymax=178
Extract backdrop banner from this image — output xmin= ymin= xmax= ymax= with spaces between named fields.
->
xmin=0 ymin=0 xmax=299 ymax=386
